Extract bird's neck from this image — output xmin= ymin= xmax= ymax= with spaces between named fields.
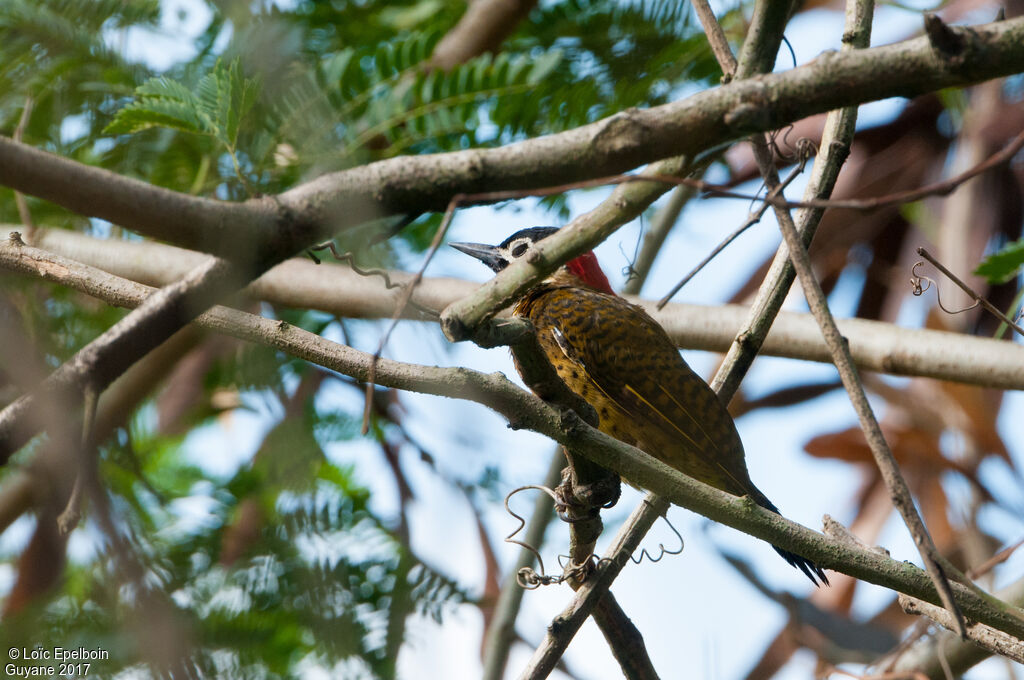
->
xmin=561 ymin=252 xmax=615 ymax=295
xmin=514 ymin=263 xmax=616 ymax=318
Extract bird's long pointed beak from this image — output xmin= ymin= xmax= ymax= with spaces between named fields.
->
xmin=449 ymin=241 xmax=504 ymax=271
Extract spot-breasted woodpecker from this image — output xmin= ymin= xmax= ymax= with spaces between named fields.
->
xmin=451 ymin=226 xmax=828 ymax=586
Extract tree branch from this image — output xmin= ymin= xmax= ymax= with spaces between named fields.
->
xmin=9 ymin=226 xmax=1024 ymax=391
xmin=889 ymin=577 xmax=1024 ymax=678
xmin=5 ymin=241 xmax=1024 ymax=642
xmin=440 ymin=155 xmax=695 ymax=339
xmin=772 ymin=103 xmax=970 ymax=643
xmin=0 ymin=235 xmax=248 ymax=461
xmin=1 ymin=18 xmax=1023 ymax=261
xmin=428 ymin=0 xmax=538 ymax=70
xmin=898 ymin=593 xmax=1024 ymax=664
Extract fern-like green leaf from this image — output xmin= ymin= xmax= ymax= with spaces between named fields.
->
xmin=103 ymin=99 xmax=204 ymax=134
xmin=976 ymin=238 xmax=1024 ymax=283
xmin=528 ymin=49 xmax=563 ymax=84
xmin=136 ymin=75 xmax=197 ymax=102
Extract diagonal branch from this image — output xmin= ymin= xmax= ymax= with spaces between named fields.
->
xmin=773 ymin=157 xmax=970 ymax=636
xmin=899 ymin=593 xmax=1024 ymax=664
xmin=727 ymin=0 xmax=968 ymax=643
xmin=916 ymin=246 xmax=1024 ymax=337
xmin=1 ymin=18 xmax=1023 ymax=263
xmin=0 ymin=234 xmax=249 ymax=461
xmin=441 ymin=154 xmax=696 ymax=338
xmin=12 ymin=226 xmax=1024 ymax=390
xmin=6 ymin=240 xmax=1024 ymax=643
xmin=428 ymin=0 xmax=538 ymax=70
xmin=890 ymin=576 xmax=1024 ymax=678
xmin=517 ymin=1 xmax=872 ymax=674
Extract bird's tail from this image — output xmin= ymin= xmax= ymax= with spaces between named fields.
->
xmin=751 ymin=491 xmax=829 ymax=587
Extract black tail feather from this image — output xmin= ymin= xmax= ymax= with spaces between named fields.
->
xmin=772 ymin=545 xmax=829 ymax=587
xmin=751 ymin=491 xmax=829 ymax=587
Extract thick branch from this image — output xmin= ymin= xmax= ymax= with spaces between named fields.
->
xmin=428 ymin=0 xmax=538 ymax=70
xmin=9 ymin=227 xmax=1024 ymax=391
xmin=8 ymin=241 xmax=1024 ymax=642
xmin=520 ymin=1 xmax=873 ymax=675
xmin=1 ymin=18 xmax=1023 ymax=258
xmin=0 ymin=138 xmax=281 ymax=262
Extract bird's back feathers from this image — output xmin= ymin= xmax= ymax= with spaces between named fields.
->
xmin=515 ymin=279 xmax=828 ymax=586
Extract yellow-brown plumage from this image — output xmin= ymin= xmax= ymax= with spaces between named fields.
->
xmin=451 ymin=226 xmax=827 ymax=585
xmin=514 ymin=272 xmax=759 ymax=500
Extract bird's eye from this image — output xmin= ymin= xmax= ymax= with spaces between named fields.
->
xmin=510 ymin=242 xmax=529 ymax=257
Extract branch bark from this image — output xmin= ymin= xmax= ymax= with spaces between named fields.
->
xmin=1 ymin=18 xmax=1023 ymax=260
xmin=898 ymin=593 xmax=1024 ymax=664
xmin=890 ymin=577 xmax=1024 ymax=677
xmin=428 ymin=0 xmax=538 ymax=70
xmin=7 ymin=241 xmax=1024 ymax=643
xmin=0 ymin=235 xmax=248 ymax=461
xmin=518 ymin=0 xmax=873 ymax=674
xmin=8 ymin=226 xmax=1024 ymax=391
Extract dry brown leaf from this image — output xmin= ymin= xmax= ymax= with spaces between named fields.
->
xmin=3 ymin=514 xmax=67 ymax=616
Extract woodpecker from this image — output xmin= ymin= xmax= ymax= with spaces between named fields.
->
xmin=451 ymin=226 xmax=828 ymax=586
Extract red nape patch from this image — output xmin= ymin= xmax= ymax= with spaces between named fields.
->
xmin=567 ymin=252 xmax=615 ymax=295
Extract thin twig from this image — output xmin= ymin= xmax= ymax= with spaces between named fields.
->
xmin=759 ymin=127 xmax=1024 ymax=211
xmin=13 ymin=96 xmax=35 ymax=238
xmin=916 ymin=247 xmax=1024 ymax=337
xmin=775 ymin=147 xmax=968 ymax=640
xmin=692 ymin=0 xmax=738 ymax=80
xmin=657 ymin=156 xmax=808 ymax=308
xmin=7 ymin=242 xmax=1024 ymax=642
xmin=621 ymin=151 xmax=726 ymax=296
xmin=899 ymin=594 xmax=1024 ymax=663
xmin=362 ymin=195 xmax=462 ymax=433
xmin=623 ymin=188 xmax=693 ymax=295
xmin=967 ymin=537 xmax=1024 ymax=580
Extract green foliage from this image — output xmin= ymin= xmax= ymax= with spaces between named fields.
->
xmin=0 ymin=0 xmax=728 ymax=676
xmin=975 ymin=237 xmax=1024 ymax=283
xmin=271 ymin=30 xmax=567 ymax=172
xmin=105 ymin=59 xmax=260 ymax=188
xmin=1 ymin=451 xmax=468 ymax=679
